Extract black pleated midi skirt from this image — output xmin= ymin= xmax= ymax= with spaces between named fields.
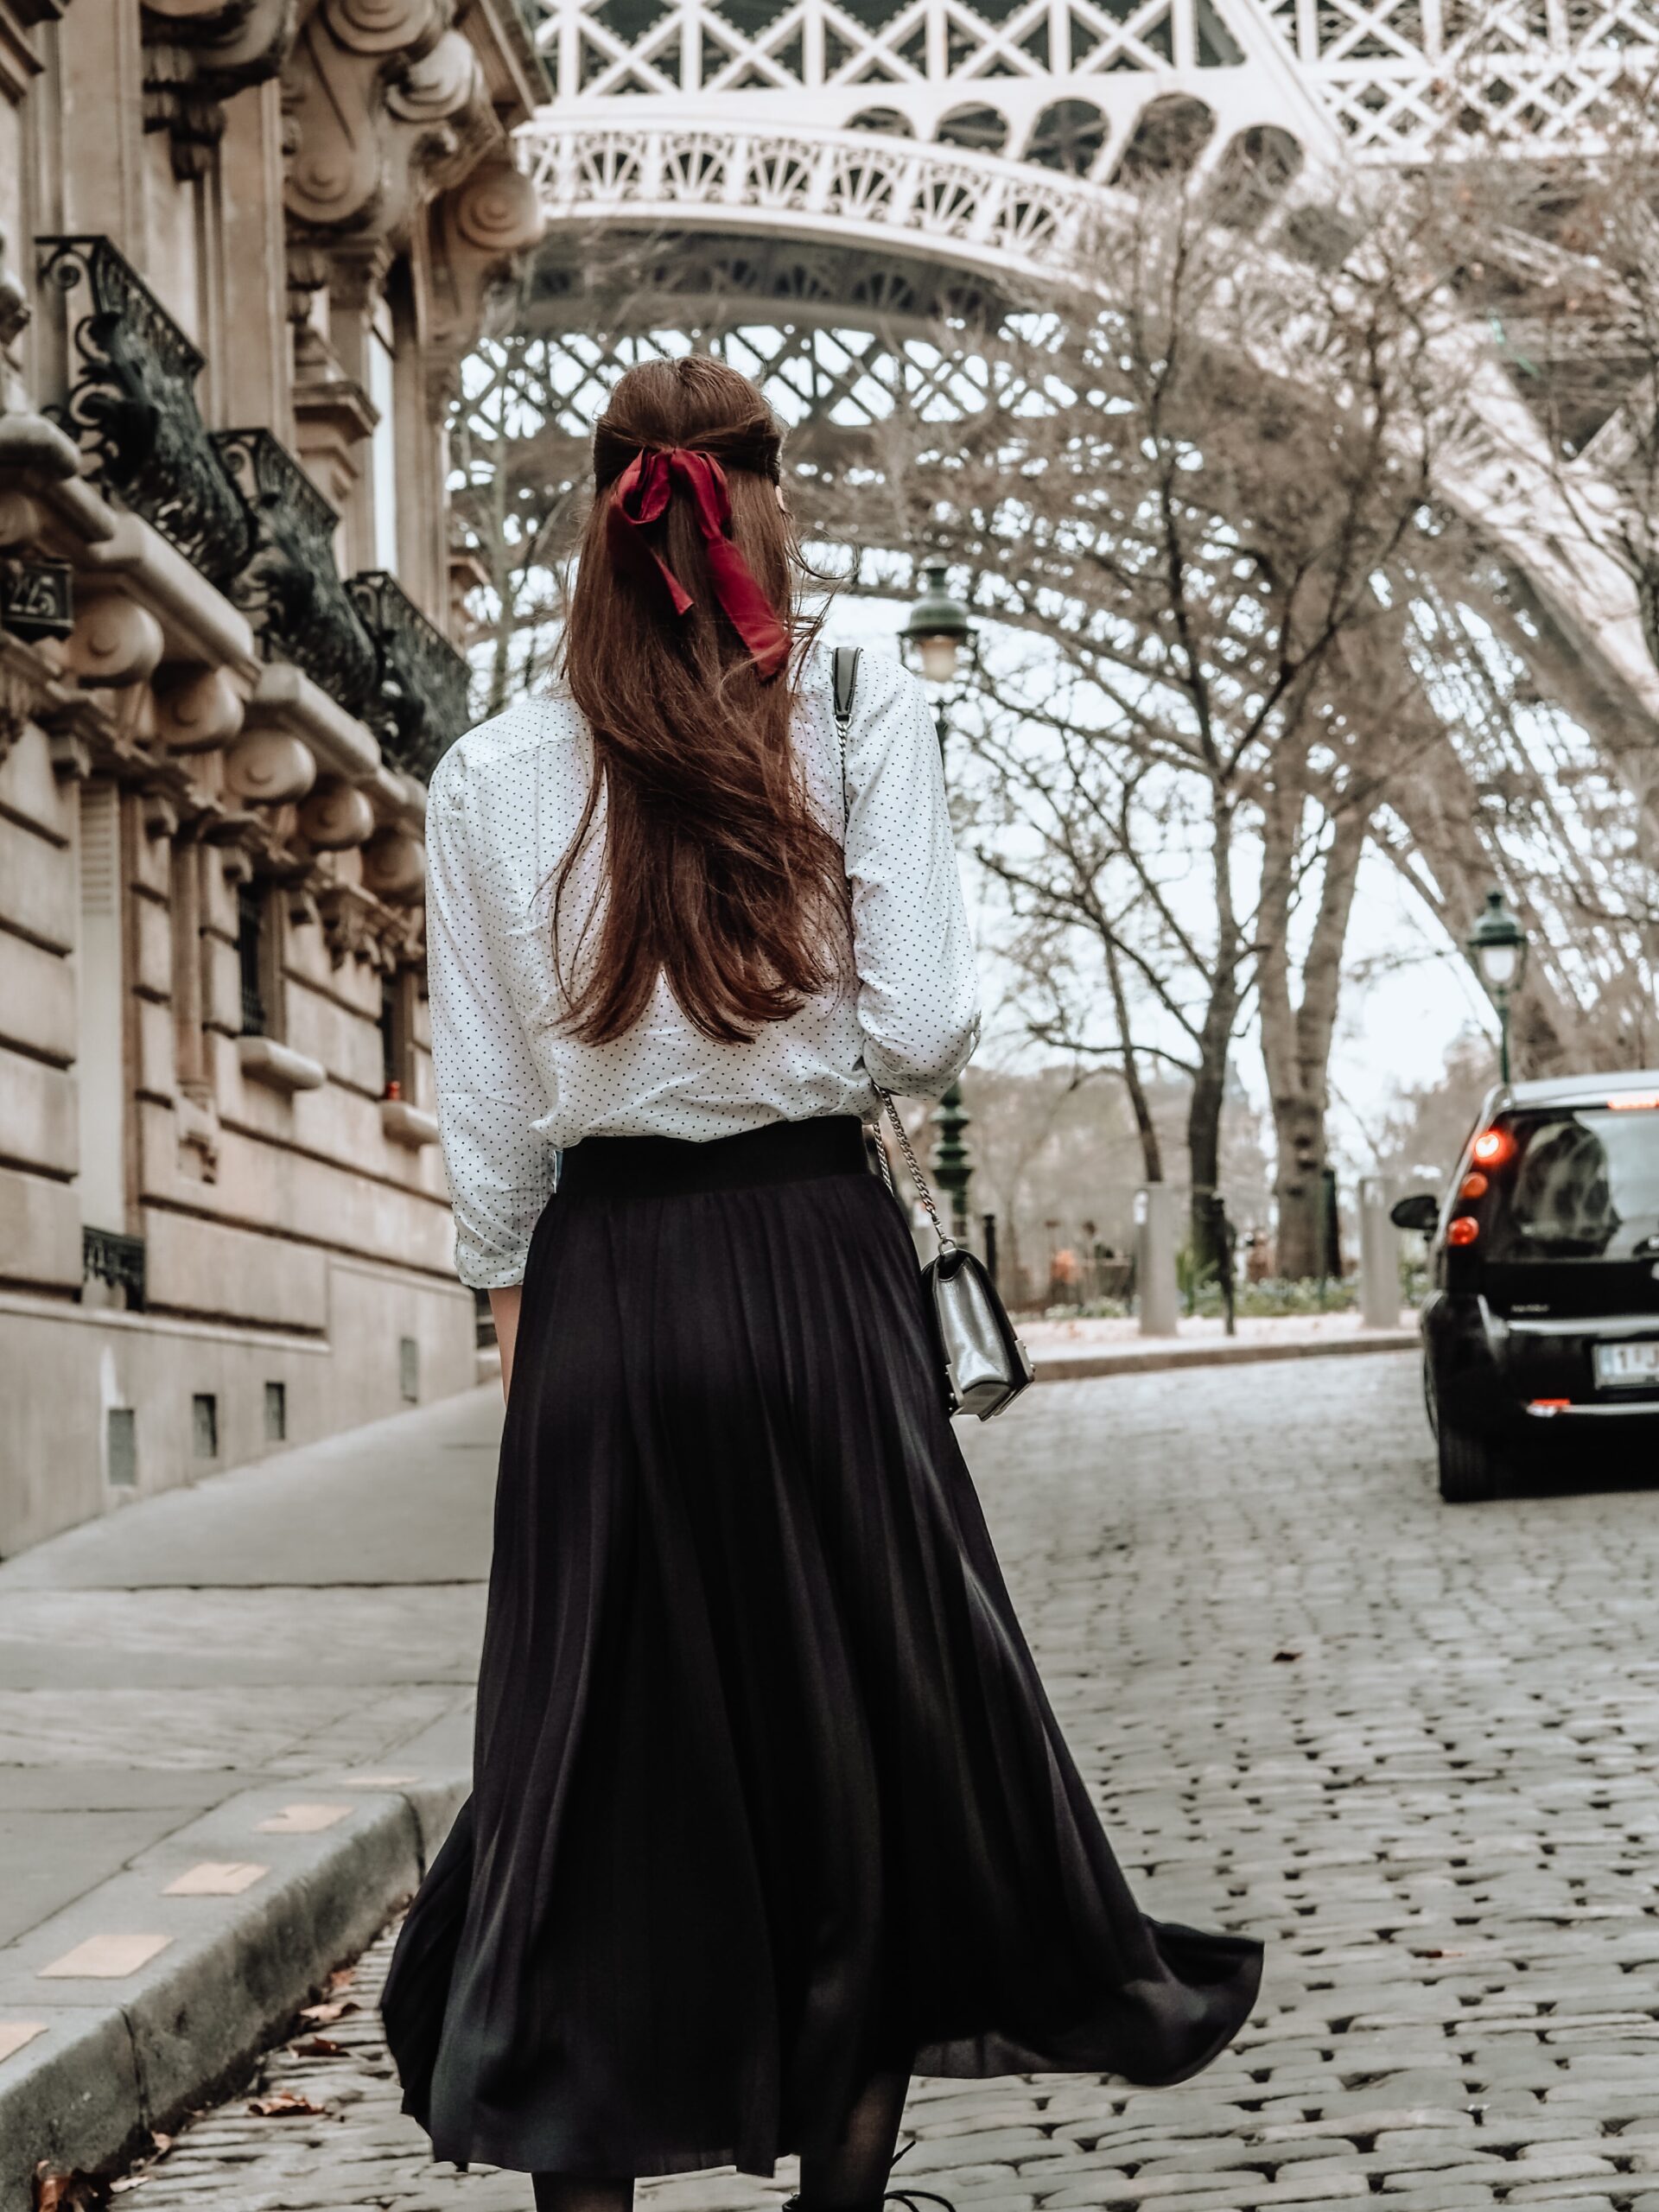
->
xmin=383 ymin=1115 xmax=1262 ymax=2181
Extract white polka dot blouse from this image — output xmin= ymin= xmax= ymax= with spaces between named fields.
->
xmin=424 ymin=643 xmax=982 ymax=1289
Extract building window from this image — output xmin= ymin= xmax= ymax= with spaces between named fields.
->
xmin=398 ymin=1335 xmax=419 ymax=1403
xmin=379 ymin=977 xmax=400 ymax=1097
xmin=77 ymin=782 xmax=126 ymax=1232
xmin=368 ymin=324 xmax=399 ymax=575
xmin=237 ymin=883 xmax=267 ymax=1038
xmin=264 ymin=1381 xmax=287 ymax=1443
xmin=380 ymin=972 xmax=415 ymax=1100
xmin=192 ymin=1392 xmax=219 ymax=1459
xmin=106 ymin=1407 xmax=137 ymax=1488
xmin=170 ymin=842 xmax=207 ymax=1093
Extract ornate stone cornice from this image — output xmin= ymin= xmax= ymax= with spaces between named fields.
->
xmin=282 ymin=0 xmax=495 ymax=258
xmin=142 ymin=0 xmax=300 ymax=182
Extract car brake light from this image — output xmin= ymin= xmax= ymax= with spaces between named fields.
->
xmin=1471 ymin=1127 xmax=1513 ymax=1166
xmin=1607 ymin=1092 xmax=1659 ymax=1110
xmin=1528 ymin=1398 xmax=1572 ymax=1415
xmin=1446 ymin=1216 xmax=1479 ymax=1246
xmin=1459 ymin=1171 xmax=1489 ymax=1198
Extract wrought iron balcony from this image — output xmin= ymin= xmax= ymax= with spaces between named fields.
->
xmin=38 ymin=235 xmax=254 ymax=587
xmin=83 ymin=1225 xmax=146 ymax=1310
xmin=214 ymin=429 xmax=378 ymax=720
xmin=347 ymin=569 xmax=472 ymax=784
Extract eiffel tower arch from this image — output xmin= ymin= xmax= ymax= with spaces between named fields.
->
xmin=472 ymin=0 xmax=1659 ymax=1059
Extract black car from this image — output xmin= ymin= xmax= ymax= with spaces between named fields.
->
xmin=1392 ymin=1071 xmax=1659 ymax=1503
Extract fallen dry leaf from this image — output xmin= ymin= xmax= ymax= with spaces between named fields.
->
xmin=34 ymin=2171 xmax=108 ymax=2211
xmin=247 ymin=2091 xmax=327 ymax=2119
xmin=297 ymin=1998 xmax=358 ymax=2024
xmin=292 ymin=2036 xmax=347 ymax=2057
xmin=325 ymin=1967 xmax=357 ymax=1993
xmin=148 ymin=2139 xmax=173 ymax=2158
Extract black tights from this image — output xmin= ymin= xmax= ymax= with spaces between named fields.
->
xmin=531 ymin=2069 xmax=911 ymax=2212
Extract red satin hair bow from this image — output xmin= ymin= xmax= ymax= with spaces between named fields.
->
xmin=607 ymin=446 xmax=791 ymax=680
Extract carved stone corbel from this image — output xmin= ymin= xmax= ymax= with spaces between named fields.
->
xmin=360 ymin=823 xmax=424 ymax=904
xmin=143 ymin=0 xmax=300 ymax=181
xmin=64 ymin=594 xmax=166 ymax=690
xmin=157 ymin=664 xmax=247 ymax=753
xmin=47 ymin=723 xmax=95 ymax=781
xmin=215 ymin=840 xmax=257 ymax=886
xmin=224 ymin=728 xmax=318 ymax=805
xmin=283 ymin=0 xmax=493 ymax=251
xmin=139 ymin=753 xmax=204 ymax=838
xmin=423 ymin=156 xmax=544 ymax=405
xmin=39 ymin=683 xmax=105 ymax=780
xmin=298 ymin=774 xmax=376 ymax=849
xmin=318 ymin=877 xmax=395 ymax=966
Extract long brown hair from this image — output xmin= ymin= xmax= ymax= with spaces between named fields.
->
xmin=557 ymin=356 xmax=845 ymax=1046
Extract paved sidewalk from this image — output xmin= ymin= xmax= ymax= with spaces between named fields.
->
xmin=62 ymin=1351 xmax=1659 ymax=2212
xmin=1021 ymin=1311 xmax=1418 ymax=1378
xmin=0 ymin=1388 xmax=499 ymax=1934
xmin=0 ymin=1390 xmax=500 ymax=2203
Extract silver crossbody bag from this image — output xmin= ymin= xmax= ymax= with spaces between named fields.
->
xmin=833 ymin=645 xmax=1034 ymax=1421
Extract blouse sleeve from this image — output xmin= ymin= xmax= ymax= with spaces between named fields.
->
xmin=425 ymin=747 xmax=557 ymax=1290
xmin=844 ymin=652 xmax=981 ymax=1096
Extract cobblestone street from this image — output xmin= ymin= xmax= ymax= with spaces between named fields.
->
xmin=111 ymin=1355 xmax=1659 ymax=2212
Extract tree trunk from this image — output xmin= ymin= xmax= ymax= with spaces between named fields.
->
xmin=1103 ymin=933 xmax=1163 ymax=1185
xmin=1187 ymin=802 xmax=1242 ymax=1280
xmin=1257 ymin=786 xmax=1365 ymax=1280
xmin=1186 ymin=976 xmax=1238 ymax=1277
xmin=1270 ymin=1093 xmax=1327 ymax=1280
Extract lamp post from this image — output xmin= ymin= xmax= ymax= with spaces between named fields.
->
xmin=1467 ymin=887 xmax=1529 ymax=1086
xmin=901 ymin=559 xmax=976 ymax=687
xmin=901 ymin=559 xmax=977 ymax=1245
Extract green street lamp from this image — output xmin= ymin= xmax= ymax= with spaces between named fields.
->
xmin=1467 ymin=887 xmax=1529 ymax=1085
xmin=899 ymin=559 xmax=976 ymax=687
xmin=902 ymin=558 xmax=976 ymax=1244
xmin=931 ymin=1086 xmax=974 ymax=1246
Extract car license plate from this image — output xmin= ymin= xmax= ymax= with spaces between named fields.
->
xmin=1595 ymin=1339 xmax=1659 ymax=1388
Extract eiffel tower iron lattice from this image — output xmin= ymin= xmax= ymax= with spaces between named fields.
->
xmin=479 ymin=0 xmax=1659 ymax=1060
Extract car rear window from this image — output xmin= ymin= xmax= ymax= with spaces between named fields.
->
xmin=1484 ymin=1104 xmax=1659 ymax=1262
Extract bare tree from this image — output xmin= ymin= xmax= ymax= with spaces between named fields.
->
xmin=865 ymin=171 xmax=1465 ymax=1271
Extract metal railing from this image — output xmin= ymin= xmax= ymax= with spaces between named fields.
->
xmin=82 ymin=1225 xmax=146 ymax=1310
xmin=38 ymin=234 xmax=254 ymax=586
xmin=348 ymin=569 xmax=473 ymax=784
xmin=214 ymin=428 xmax=380 ymax=722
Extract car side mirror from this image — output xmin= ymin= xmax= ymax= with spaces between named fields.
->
xmin=1390 ymin=1192 xmax=1440 ymax=1234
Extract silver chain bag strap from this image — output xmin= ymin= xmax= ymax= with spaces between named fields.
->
xmin=832 ymin=645 xmax=1033 ymax=1421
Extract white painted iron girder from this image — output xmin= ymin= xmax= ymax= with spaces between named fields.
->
xmin=508 ymin=0 xmax=1659 ymax=1035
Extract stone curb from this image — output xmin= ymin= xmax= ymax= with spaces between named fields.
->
xmin=1031 ymin=1326 xmax=1418 ymax=1382
xmin=0 ymin=1772 xmax=468 ymax=2211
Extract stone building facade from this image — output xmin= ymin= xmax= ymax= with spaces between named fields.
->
xmin=0 ymin=0 xmax=545 ymax=1554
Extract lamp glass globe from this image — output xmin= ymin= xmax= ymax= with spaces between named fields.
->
xmin=1479 ymin=942 xmax=1519 ymax=988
